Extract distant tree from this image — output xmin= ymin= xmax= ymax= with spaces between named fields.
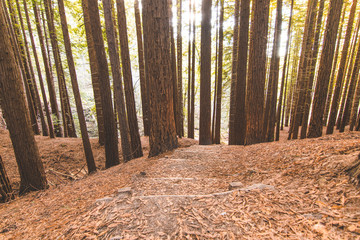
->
xmin=58 ymin=0 xmax=97 ymax=173
xmin=307 ymin=0 xmax=344 ymax=138
xmin=228 ymin=0 xmax=240 ymax=145
xmin=213 ymin=0 xmax=224 ymax=144
xmin=188 ymin=0 xmax=196 ymax=139
xmin=117 ymin=0 xmax=143 ymax=158
xmin=327 ymin=0 xmax=355 ymax=135
xmin=32 ymin=1 xmax=62 ymax=137
xmin=245 ymin=0 xmax=270 ymax=145
xmin=142 ymin=0 xmax=178 ymax=157
xmin=83 ymin=0 xmax=120 ymax=168
xmin=177 ymin=0 xmax=184 ymax=137
xmin=199 ymin=0 xmax=212 ymax=145
xmin=44 ymin=0 xmax=76 ymax=138
xmin=134 ymin=0 xmax=150 ymax=136
xmin=0 ymin=4 xmax=48 ymax=193
xmin=23 ymin=0 xmax=54 ymax=138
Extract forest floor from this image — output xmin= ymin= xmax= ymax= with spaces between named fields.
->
xmin=0 ymin=128 xmax=360 ymax=239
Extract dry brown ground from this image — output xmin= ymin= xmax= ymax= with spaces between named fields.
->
xmin=0 ymin=128 xmax=360 ymax=239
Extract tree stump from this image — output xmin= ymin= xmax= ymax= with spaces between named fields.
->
xmin=346 ymin=153 xmax=360 ymax=186
xmin=0 ymin=156 xmax=14 ymax=202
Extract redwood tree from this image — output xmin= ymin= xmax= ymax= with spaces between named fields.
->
xmin=142 ymin=0 xmax=178 ymax=157
xmin=0 ymin=3 xmax=47 ymax=193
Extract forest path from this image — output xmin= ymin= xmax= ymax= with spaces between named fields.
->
xmin=67 ymin=132 xmax=360 ymax=239
xmin=1 ymin=130 xmax=360 ymax=239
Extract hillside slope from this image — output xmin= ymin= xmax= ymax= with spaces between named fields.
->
xmin=0 ymin=129 xmax=360 ymax=239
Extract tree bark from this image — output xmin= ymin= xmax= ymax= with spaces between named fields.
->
xmin=58 ymin=0 xmax=96 ymax=173
xmin=199 ymin=0 xmax=212 ymax=145
xmin=134 ymin=0 xmax=150 ymax=137
xmin=0 ymin=156 xmax=14 ymax=203
xmin=177 ymin=0 xmax=183 ymax=137
xmin=83 ymin=0 xmax=120 ymax=168
xmin=103 ymin=0 xmax=132 ymax=162
xmin=0 ymin=3 xmax=47 ymax=193
xmin=245 ymin=0 xmax=270 ymax=145
xmin=117 ymin=0 xmax=143 ymax=158
xmin=327 ymin=0 xmax=355 ymax=135
xmin=142 ymin=0 xmax=178 ymax=157
xmin=307 ymin=0 xmax=343 ymax=138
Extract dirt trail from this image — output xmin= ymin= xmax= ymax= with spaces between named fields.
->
xmin=1 ymin=130 xmax=360 ymax=239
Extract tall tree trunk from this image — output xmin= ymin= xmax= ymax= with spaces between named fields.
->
xmin=340 ymin=36 xmax=360 ymax=132
xmin=323 ymin=9 xmax=347 ymax=126
xmin=300 ymin=0 xmax=325 ymax=139
xmin=15 ymin=0 xmax=48 ymax=136
xmin=211 ymin=2 xmax=219 ymax=143
xmin=44 ymin=0 xmax=77 ymax=138
xmin=0 ymin=4 xmax=47 ymax=193
xmin=228 ymin=0 xmax=240 ymax=145
xmin=214 ymin=0 xmax=224 ymax=144
xmin=83 ymin=0 xmax=120 ymax=168
xmin=276 ymin=0 xmax=294 ymax=141
xmin=24 ymin=0 xmax=54 ymax=138
xmin=169 ymin=0 xmax=180 ymax=138
xmin=199 ymin=0 xmax=212 ymax=145
xmin=188 ymin=0 xmax=196 ymax=139
xmin=6 ymin=0 xmax=40 ymax=135
xmin=0 ymin=155 xmax=14 ymax=203
xmin=32 ymin=1 xmax=62 ymax=137
xmin=81 ymin=0 xmax=105 ymax=145
xmin=233 ymin=0 xmax=250 ymax=145
xmin=187 ymin=0 xmax=192 ymax=138
xmin=116 ymin=0 xmax=143 ymax=158
xmin=103 ymin=0 xmax=132 ymax=162
xmin=134 ymin=0 xmax=150 ymax=137
xmin=245 ymin=0 xmax=270 ymax=145
xmin=327 ymin=0 xmax=355 ymax=134
xmin=307 ymin=0 xmax=343 ymax=138
xmin=142 ymin=0 xmax=178 ymax=157
xmin=177 ymin=0 xmax=183 ymax=137
xmin=288 ymin=0 xmax=318 ymax=140
xmin=263 ymin=0 xmax=282 ymax=142
xmin=58 ymin=0 xmax=96 ymax=173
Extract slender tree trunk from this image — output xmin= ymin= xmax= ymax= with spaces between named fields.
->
xmin=189 ymin=0 xmax=196 ymax=139
xmin=32 ymin=1 xmax=62 ymax=137
xmin=6 ymin=0 xmax=40 ymax=135
xmin=288 ymin=0 xmax=318 ymax=140
xmin=81 ymin=0 xmax=105 ymax=145
xmin=134 ymin=0 xmax=150 ymax=137
xmin=44 ymin=0 xmax=77 ymax=138
xmin=177 ymin=0 xmax=183 ymax=137
xmin=0 ymin=4 xmax=47 ymax=193
xmin=307 ymin=0 xmax=343 ymax=138
xmin=103 ymin=0 xmax=132 ymax=162
xmin=117 ymin=0 xmax=143 ymax=158
xmin=0 ymin=155 xmax=14 ymax=203
xmin=199 ymin=0 xmax=212 ymax=145
xmin=323 ymin=9 xmax=347 ymax=126
xmin=58 ymin=0 xmax=96 ymax=173
xmin=327 ymin=0 xmax=355 ymax=135
xmin=15 ymin=0 xmax=48 ymax=136
xmin=300 ymin=0 xmax=325 ymax=139
xmin=142 ymin=0 xmax=178 ymax=157
xmin=214 ymin=0 xmax=224 ymax=144
xmin=228 ymin=0 xmax=240 ymax=145
xmin=340 ymin=38 xmax=360 ymax=132
xmin=276 ymin=0 xmax=294 ymax=141
xmin=24 ymin=0 xmax=54 ymax=138
xmin=263 ymin=0 xmax=282 ymax=142
xmin=245 ymin=0 xmax=270 ymax=145
xmin=187 ymin=0 xmax=192 ymax=138
xmin=169 ymin=0 xmax=180 ymax=138
xmin=83 ymin=0 xmax=120 ymax=168
xmin=211 ymin=2 xmax=219 ymax=143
